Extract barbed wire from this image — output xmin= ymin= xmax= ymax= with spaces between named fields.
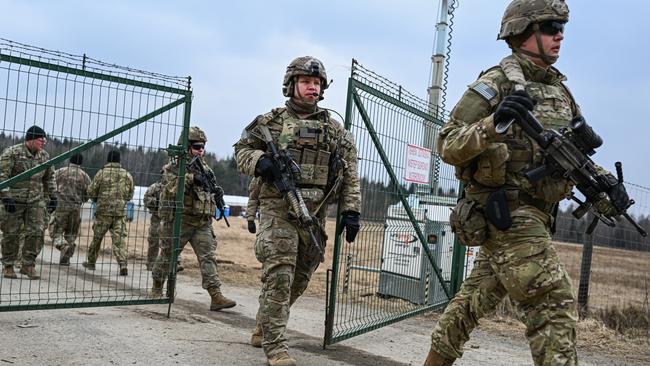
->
xmin=351 ymin=59 xmax=449 ymax=121
xmin=0 ymin=38 xmax=190 ymax=89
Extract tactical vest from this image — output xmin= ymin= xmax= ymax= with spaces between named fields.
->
xmin=465 ymin=54 xmax=578 ymax=210
xmin=261 ymin=108 xmax=336 ymax=214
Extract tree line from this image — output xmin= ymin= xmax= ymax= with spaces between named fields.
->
xmin=0 ymin=132 xmax=251 ymax=196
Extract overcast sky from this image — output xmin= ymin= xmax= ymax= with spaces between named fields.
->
xmin=1 ymin=0 xmax=649 ymax=185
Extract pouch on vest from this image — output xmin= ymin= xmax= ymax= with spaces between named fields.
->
xmin=485 ymin=189 xmax=512 ymax=231
xmin=449 ymin=198 xmax=488 ymax=247
xmin=473 ymin=143 xmax=509 ymax=187
xmin=192 ymin=190 xmax=217 ymax=217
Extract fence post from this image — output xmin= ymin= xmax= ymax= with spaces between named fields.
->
xmin=577 ymin=214 xmax=596 ymax=318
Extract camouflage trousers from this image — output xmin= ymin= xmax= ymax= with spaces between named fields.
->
xmin=49 ymin=208 xmax=82 ymax=256
xmin=430 ymin=206 xmax=578 ymax=366
xmin=254 ymin=214 xmax=324 ymax=358
xmin=86 ymin=214 xmax=128 ymax=266
xmin=146 ymin=214 xmax=161 ymax=268
xmin=1 ymin=200 xmax=46 ymax=267
xmin=152 ymin=219 xmax=221 ymax=290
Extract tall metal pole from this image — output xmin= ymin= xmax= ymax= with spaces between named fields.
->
xmin=428 ymin=0 xmax=450 ymax=119
xmin=422 ymin=0 xmax=452 ymax=197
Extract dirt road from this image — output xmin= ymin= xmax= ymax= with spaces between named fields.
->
xmin=1 ymin=270 xmax=644 ymax=366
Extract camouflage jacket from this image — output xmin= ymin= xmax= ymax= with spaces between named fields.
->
xmin=87 ymin=162 xmax=134 ymax=216
xmin=234 ymin=106 xmax=361 ymax=218
xmin=55 ymin=163 xmax=91 ymax=210
xmin=437 ymin=52 xmax=582 ymax=206
xmin=245 ymin=176 xmax=261 ymax=220
xmin=158 ymin=153 xmax=218 ymax=227
xmin=0 ymin=143 xmax=56 ymax=203
xmin=143 ymin=181 xmax=162 ymax=216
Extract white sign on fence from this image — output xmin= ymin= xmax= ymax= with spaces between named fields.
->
xmin=404 ymin=143 xmax=431 ymax=185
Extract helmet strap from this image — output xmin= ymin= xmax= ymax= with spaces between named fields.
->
xmin=515 ymin=23 xmax=558 ymax=67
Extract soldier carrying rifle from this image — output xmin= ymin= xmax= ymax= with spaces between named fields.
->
xmin=234 ymin=56 xmax=361 ymax=366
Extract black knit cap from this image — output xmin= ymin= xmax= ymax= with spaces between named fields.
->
xmin=70 ymin=153 xmax=83 ymax=165
xmin=107 ymin=150 xmax=121 ymax=163
xmin=25 ymin=126 xmax=47 ymax=141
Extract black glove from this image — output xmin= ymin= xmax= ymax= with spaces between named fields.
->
xmin=216 ymin=196 xmax=227 ymax=221
xmin=255 ymin=156 xmax=281 ymax=181
xmin=608 ymin=182 xmax=630 ymax=213
xmin=47 ymin=196 xmax=58 ymax=214
xmin=247 ymin=220 xmax=257 ymax=234
xmin=337 ymin=211 xmax=360 ymax=243
xmin=493 ymin=90 xmax=536 ymax=126
xmin=193 ymin=174 xmax=208 ymax=189
xmin=2 ymin=197 xmax=16 ymax=213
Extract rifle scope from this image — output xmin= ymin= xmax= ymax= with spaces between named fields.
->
xmin=570 ymin=116 xmax=603 ymax=155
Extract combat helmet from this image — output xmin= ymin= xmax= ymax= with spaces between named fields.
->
xmin=282 ymin=56 xmax=328 ymax=99
xmin=178 ymin=126 xmax=207 ymax=145
xmin=498 ymin=0 xmax=569 ymax=40
xmin=498 ymin=0 xmax=568 ymax=65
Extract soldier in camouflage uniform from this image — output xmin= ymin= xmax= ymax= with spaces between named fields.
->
xmin=83 ymin=150 xmax=134 ymax=276
xmin=1 ymin=126 xmax=57 ymax=280
xmin=246 ymin=177 xmax=261 ymax=234
xmin=424 ymin=1 xmax=629 ymax=365
xmin=49 ymin=153 xmax=91 ymax=266
xmin=143 ymin=179 xmax=184 ymax=272
xmin=234 ymin=56 xmax=361 ymax=366
xmin=151 ymin=126 xmax=236 ymax=311
xmin=143 ymin=181 xmax=163 ymax=271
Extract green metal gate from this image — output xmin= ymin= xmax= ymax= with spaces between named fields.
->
xmin=324 ymin=60 xmax=469 ymax=345
xmin=0 ymin=39 xmax=190 ymax=311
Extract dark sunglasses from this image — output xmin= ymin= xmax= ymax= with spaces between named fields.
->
xmin=538 ymin=20 xmax=565 ymax=36
xmin=191 ymin=143 xmax=205 ymax=150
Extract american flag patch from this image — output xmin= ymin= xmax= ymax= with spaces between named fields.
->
xmin=471 ymin=82 xmax=497 ymax=102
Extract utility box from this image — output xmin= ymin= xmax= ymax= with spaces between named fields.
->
xmin=377 ymin=195 xmax=475 ymax=305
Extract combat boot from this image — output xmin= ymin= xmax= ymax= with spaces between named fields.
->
xmin=82 ymin=261 xmax=95 ymax=270
xmin=59 ymin=255 xmax=71 ymax=266
xmin=19 ymin=265 xmax=40 ymax=280
xmin=423 ymin=348 xmax=455 ymax=366
xmin=119 ymin=265 xmax=128 ymax=276
xmin=3 ymin=265 xmax=17 ymax=279
xmin=267 ymin=352 xmax=297 ymax=366
xmin=250 ymin=323 xmax=263 ymax=348
xmin=150 ymin=278 xmax=164 ymax=298
xmin=59 ymin=246 xmax=72 ymax=266
xmin=207 ymin=287 xmax=236 ymax=311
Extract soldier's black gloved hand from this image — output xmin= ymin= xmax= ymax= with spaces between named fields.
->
xmin=247 ymin=220 xmax=256 ymax=234
xmin=608 ymin=182 xmax=630 ymax=213
xmin=255 ymin=156 xmax=281 ymax=181
xmin=193 ymin=174 xmax=208 ymax=189
xmin=337 ymin=211 xmax=360 ymax=243
xmin=47 ymin=196 xmax=58 ymax=214
xmin=2 ymin=197 xmax=16 ymax=213
xmin=494 ymin=90 xmax=536 ymax=126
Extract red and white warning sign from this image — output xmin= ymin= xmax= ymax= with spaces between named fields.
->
xmin=404 ymin=143 xmax=431 ymax=185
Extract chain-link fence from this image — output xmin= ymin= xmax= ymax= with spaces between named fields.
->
xmin=0 ymin=39 xmax=190 ymax=311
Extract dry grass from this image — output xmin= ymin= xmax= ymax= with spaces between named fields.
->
xmin=555 ymin=241 xmax=650 ymax=309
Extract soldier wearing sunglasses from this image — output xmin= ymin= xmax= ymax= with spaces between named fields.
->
xmin=422 ymin=1 xmax=609 ymax=365
xmin=151 ymin=126 xmax=236 ymax=311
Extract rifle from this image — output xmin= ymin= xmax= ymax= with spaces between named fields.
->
xmin=187 ymin=156 xmax=230 ymax=227
xmin=258 ymin=126 xmax=325 ymax=262
xmin=496 ymin=113 xmax=646 ymax=236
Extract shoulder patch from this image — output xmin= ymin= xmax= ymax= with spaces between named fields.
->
xmin=470 ymin=81 xmax=498 ymax=103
